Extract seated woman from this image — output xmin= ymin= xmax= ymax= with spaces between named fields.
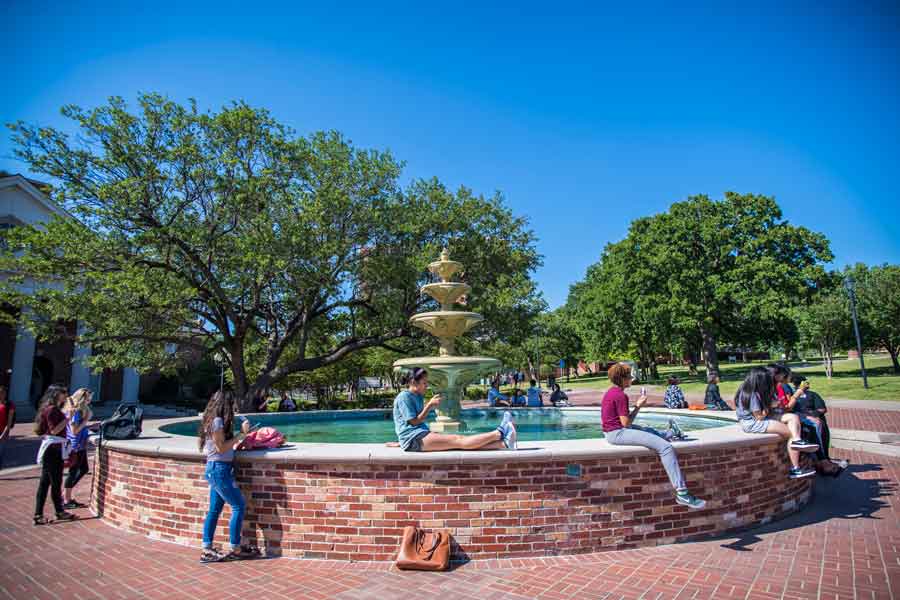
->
xmin=663 ymin=377 xmax=688 ymax=409
xmin=487 ymin=380 xmax=510 ymax=407
xmin=393 ymin=368 xmax=517 ymax=452
xmin=510 ymin=389 xmax=527 ymax=407
xmin=602 ymin=363 xmax=705 ymax=510
xmin=549 ymin=384 xmax=570 ymax=407
xmin=704 ymin=373 xmax=731 ymax=410
xmin=790 ymin=375 xmax=847 ymax=476
xmin=734 ymin=367 xmax=818 ymax=479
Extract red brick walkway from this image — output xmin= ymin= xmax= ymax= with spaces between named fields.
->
xmin=1 ymin=448 xmax=897 ymax=599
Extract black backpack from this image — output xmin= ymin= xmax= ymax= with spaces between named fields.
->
xmin=100 ymin=403 xmax=144 ymax=440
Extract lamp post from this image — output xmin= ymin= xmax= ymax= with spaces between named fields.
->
xmin=843 ymin=275 xmax=869 ymax=389
xmin=214 ymin=351 xmax=226 ymax=392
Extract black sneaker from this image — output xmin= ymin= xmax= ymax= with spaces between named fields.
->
xmin=790 ymin=439 xmax=819 ymax=453
xmin=789 ymin=467 xmax=816 ymax=479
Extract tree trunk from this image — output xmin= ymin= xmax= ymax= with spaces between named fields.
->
xmin=889 ymin=346 xmax=900 ymax=374
xmin=701 ymin=327 xmax=719 ymax=375
xmin=650 ymin=360 xmax=659 ymax=381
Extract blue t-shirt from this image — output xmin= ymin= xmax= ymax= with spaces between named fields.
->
xmin=487 ymin=388 xmax=507 ymax=407
xmin=393 ymin=391 xmax=429 ymax=450
xmin=66 ymin=410 xmax=90 ymax=452
xmin=526 ymin=387 xmax=541 ymax=407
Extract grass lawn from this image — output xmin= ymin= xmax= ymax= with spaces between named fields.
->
xmin=561 ymin=354 xmax=900 ymax=402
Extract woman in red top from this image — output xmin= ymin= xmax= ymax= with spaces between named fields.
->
xmin=32 ymin=385 xmax=77 ymax=525
xmin=0 ymin=384 xmax=14 ymax=470
xmin=602 ymin=363 xmax=706 ymax=509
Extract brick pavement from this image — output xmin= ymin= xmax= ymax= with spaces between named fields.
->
xmin=1 ymin=448 xmax=897 ymax=600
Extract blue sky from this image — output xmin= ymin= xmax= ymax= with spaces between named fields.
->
xmin=3 ymin=1 xmax=899 ymax=308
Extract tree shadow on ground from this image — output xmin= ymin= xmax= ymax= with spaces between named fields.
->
xmin=716 ymin=463 xmax=895 ymax=552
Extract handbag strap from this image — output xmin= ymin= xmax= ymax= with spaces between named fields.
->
xmin=415 ymin=529 xmax=442 ymax=559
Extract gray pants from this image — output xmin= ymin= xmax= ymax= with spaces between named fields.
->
xmin=606 ymin=425 xmax=686 ymax=490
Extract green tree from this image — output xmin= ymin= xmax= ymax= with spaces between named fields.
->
xmin=636 ymin=193 xmax=831 ymax=374
xmin=2 ymin=94 xmax=542 ymax=410
xmin=850 ymin=264 xmax=900 ymax=373
xmin=795 ymin=288 xmax=852 ymax=378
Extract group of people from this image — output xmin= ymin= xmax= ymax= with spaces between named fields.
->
xmin=486 ymin=379 xmax=571 ymax=408
xmin=736 ymin=364 xmax=846 ymax=478
xmin=32 ymin=385 xmax=94 ymax=525
xmin=662 ymin=374 xmax=730 ymax=410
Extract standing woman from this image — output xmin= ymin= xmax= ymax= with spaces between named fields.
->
xmin=198 ymin=390 xmax=260 ymax=562
xmin=63 ymin=388 xmax=93 ymax=509
xmin=0 ymin=384 xmax=14 ymax=470
xmin=602 ymin=363 xmax=706 ymax=509
xmin=33 ymin=385 xmax=77 ymax=525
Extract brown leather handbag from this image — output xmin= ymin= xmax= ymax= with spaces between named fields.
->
xmin=395 ymin=525 xmax=451 ymax=571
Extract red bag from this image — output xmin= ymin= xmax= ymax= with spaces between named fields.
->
xmin=238 ymin=427 xmax=285 ymax=450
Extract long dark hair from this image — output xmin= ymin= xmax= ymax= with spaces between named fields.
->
xmin=198 ymin=390 xmax=236 ymax=451
xmin=399 ymin=367 xmax=428 ymax=387
xmin=33 ymin=384 xmax=68 ymax=435
xmin=734 ymin=367 xmax=774 ymax=412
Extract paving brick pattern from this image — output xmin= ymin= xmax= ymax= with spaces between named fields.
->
xmin=0 ymin=448 xmax=896 ymax=599
xmin=92 ymin=440 xmax=811 ymax=560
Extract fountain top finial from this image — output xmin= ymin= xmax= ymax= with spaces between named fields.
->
xmin=428 ymin=248 xmax=463 ymax=283
xmin=440 ymin=248 xmax=450 ymax=261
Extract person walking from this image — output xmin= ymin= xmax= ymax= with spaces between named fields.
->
xmin=62 ymin=388 xmax=93 ymax=509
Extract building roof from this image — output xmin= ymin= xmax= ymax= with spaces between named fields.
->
xmin=0 ymin=174 xmax=71 ymax=220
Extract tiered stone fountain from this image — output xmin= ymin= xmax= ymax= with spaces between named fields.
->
xmin=393 ymin=249 xmax=501 ymax=432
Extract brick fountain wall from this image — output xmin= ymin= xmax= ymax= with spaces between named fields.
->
xmin=92 ymin=438 xmax=812 ymax=561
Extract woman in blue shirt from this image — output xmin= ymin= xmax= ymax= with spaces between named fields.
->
xmin=394 ymin=368 xmax=517 ymax=452
xmin=63 ymin=388 xmax=93 ymax=509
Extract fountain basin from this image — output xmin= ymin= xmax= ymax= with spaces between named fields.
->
xmin=92 ymin=408 xmax=812 ymax=561
xmin=408 ymin=311 xmax=483 ymax=338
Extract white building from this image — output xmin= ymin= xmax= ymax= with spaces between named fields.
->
xmin=1 ymin=174 xmax=140 ymax=420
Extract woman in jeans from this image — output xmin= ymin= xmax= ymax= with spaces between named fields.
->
xmin=198 ymin=390 xmax=260 ymax=562
xmin=33 ymin=385 xmax=77 ymax=525
xmin=602 ymin=363 xmax=706 ymax=509
xmin=63 ymin=388 xmax=93 ymax=509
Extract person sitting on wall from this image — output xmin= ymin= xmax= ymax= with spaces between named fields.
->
xmin=487 ymin=380 xmax=510 ymax=407
xmin=601 ymin=363 xmax=706 ymax=509
xmin=526 ymin=380 xmax=543 ymax=407
xmin=704 ymin=372 xmax=731 ymax=410
xmin=789 ymin=375 xmax=847 ymax=477
xmin=734 ymin=367 xmax=818 ymax=479
xmin=549 ymin=384 xmax=570 ymax=407
xmin=392 ymin=368 xmax=517 ymax=452
xmin=510 ymin=388 xmax=527 ymax=407
xmin=278 ymin=392 xmax=296 ymax=412
xmin=663 ymin=377 xmax=688 ymax=409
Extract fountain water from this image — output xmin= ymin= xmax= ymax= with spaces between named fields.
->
xmin=393 ymin=249 xmax=501 ymax=432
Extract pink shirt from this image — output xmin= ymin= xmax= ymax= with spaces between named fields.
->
xmin=601 ymin=386 xmax=629 ymax=432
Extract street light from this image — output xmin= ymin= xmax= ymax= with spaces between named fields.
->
xmin=843 ymin=275 xmax=869 ymax=389
xmin=214 ymin=351 xmax=226 ymax=392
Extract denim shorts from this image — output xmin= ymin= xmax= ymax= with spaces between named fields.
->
xmin=740 ymin=418 xmax=770 ymax=434
xmin=404 ymin=431 xmax=430 ymax=452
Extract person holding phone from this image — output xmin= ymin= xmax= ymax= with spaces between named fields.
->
xmin=601 ymin=363 xmax=706 ymax=509
xmin=197 ymin=390 xmax=261 ymax=562
xmin=393 ymin=368 xmax=517 ymax=452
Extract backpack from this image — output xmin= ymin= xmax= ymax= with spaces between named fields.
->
xmin=100 ymin=403 xmax=144 ymax=440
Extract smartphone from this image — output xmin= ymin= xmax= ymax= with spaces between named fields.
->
xmin=640 ymin=387 xmax=647 ymax=396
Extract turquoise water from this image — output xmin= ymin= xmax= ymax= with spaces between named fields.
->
xmin=159 ymin=409 xmax=731 ymax=443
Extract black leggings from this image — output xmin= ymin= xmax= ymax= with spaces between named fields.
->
xmin=65 ymin=449 xmax=89 ymax=490
xmin=35 ymin=443 xmax=65 ymax=516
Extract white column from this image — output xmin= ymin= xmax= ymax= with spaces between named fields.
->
xmin=121 ymin=368 xmax=140 ymax=404
xmin=10 ymin=321 xmax=37 ymax=420
xmin=69 ymin=321 xmax=92 ymax=392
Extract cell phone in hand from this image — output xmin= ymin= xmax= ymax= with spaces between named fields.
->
xmin=640 ymin=387 xmax=647 ymax=396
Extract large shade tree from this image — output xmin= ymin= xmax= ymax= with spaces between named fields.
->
xmin=849 ymin=263 xmax=900 ymax=373
xmin=566 ymin=193 xmax=831 ymax=375
xmin=2 ymin=94 xmax=542 ymax=410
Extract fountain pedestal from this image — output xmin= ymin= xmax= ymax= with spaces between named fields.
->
xmin=394 ymin=250 xmax=500 ymax=431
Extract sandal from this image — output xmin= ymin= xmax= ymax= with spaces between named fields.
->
xmin=222 ymin=545 xmax=262 ymax=561
xmin=33 ymin=515 xmax=50 ymax=526
xmin=200 ymin=548 xmax=225 ymax=563
xmin=55 ymin=511 xmax=78 ymax=522
xmin=64 ymin=500 xmax=87 ymax=509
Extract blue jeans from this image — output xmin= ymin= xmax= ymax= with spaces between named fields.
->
xmin=202 ymin=461 xmax=246 ymax=549
xmin=606 ymin=425 xmax=686 ymax=491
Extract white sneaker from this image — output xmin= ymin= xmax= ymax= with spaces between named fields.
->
xmin=499 ymin=420 xmax=517 ymax=450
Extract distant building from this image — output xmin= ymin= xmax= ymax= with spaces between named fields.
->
xmin=0 ymin=174 xmax=141 ymax=420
